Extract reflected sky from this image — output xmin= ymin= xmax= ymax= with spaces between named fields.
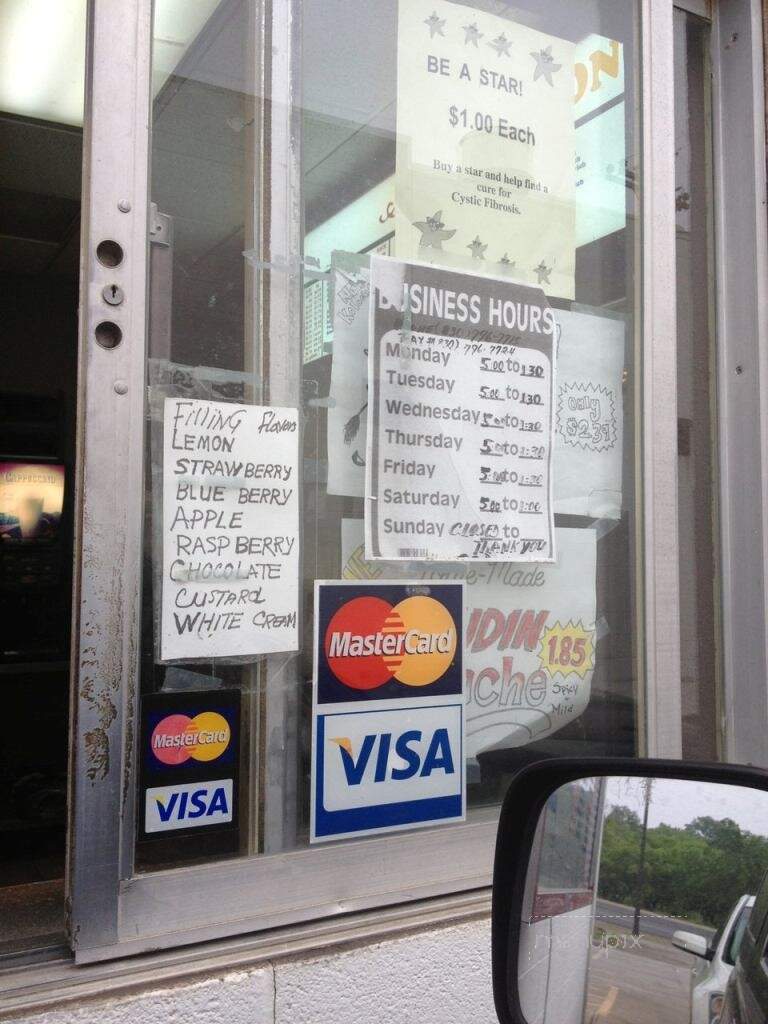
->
xmin=604 ymin=777 xmax=768 ymax=837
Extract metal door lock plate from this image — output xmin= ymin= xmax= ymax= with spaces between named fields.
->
xmin=102 ymin=284 xmax=125 ymax=306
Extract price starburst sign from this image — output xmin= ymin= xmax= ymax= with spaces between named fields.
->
xmin=538 ymin=620 xmax=595 ymax=680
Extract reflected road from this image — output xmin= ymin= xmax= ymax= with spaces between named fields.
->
xmin=584 ymin=901 xmax=714 ymax=1024
xmin=596 ymin=898 xmax=714 ymax=943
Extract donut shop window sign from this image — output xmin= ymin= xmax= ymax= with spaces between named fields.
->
xmin=59 ymin=0 xmax=766 ymax=964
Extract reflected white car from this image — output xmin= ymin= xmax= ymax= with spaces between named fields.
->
xmin=672 ymin=894 xmax=754 ymax=1024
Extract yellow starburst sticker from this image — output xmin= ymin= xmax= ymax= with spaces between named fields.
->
xmin=538 ymin=620 xmax=595 ymax=680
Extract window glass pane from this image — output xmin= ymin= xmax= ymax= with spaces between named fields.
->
xmin=139 ymin=0 xmax=642 ymax=871
xmin=748 ymin=870 xmax=768 ymax=940
xmin=724 ymin=903 xmax=751 ymax=966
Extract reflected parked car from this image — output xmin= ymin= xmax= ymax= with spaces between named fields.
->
xmin=720 ymin=872 xmax=768 ymax=1024
xmin=672 ymin=895 xmax=754 ymax=1024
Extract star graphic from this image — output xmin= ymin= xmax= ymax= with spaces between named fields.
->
xmin=533 ymin=261 xmax=552 ymax=286
xmin=530 ymin=45 xmax=562 ymax=86
xmin=463 ymin=22 xmax=482 ymax=46
xmin=424 ymin=11 xmax=446 ymax=37
xmin=467 ymin=236 xmax=487 ymax=259
xmin=413 ymin=210 xmax=456 ymax=250
xmin=489 ymin=33 xmax=511 ymax=58
xmin=499 ymin=253 xmax=516 ymax=269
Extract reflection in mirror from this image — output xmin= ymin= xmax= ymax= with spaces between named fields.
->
xmin=517 ymin=778 xmax=768 ymax=1024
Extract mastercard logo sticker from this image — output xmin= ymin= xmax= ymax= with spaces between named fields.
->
xmin=151 ymin=712 xmax=231 ymax=766
xmin=324 ymin=594 xmax=457 ymax=690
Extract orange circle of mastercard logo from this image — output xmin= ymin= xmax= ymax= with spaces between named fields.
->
xmin=151 ymin=712 xmax=231 ymax=766
xmin=324 ymin=595 xmax=457 ymax=690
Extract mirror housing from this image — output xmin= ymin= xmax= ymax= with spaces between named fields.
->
xmin=491 ymin=756 xmax=768 ymax=1024
xmin=671 ymin=929 xmax=711 ymax=959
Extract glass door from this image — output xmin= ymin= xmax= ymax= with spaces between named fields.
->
xmin=67 ymin=0 xmax=724 ymax=963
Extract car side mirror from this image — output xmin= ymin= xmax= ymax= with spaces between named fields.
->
xmin=671 ymin=929 xmax=712 ymax=960
xmin=491 ymin=758 xmax=768 ymax=1024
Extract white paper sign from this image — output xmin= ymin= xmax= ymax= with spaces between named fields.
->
xmin=365 ymin=256 xmax=556 ymax=562
xmin=161 ymin=398 xmax=300 ymax=660
xmin=327 ymin=255 xmax=371 ymax=497
xmin=342 ymin=520 xmax=596 ymax=757
xmin=395 ymin=0 xmax=576 ymax=299
xmin=327 ymin=272 xmax=624 ymax=519
xmin=554 ymin=308 xmax=625 ymax=519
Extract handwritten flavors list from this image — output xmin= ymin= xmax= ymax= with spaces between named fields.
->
xmin=161 ymin=397 xmax=300 ymax=661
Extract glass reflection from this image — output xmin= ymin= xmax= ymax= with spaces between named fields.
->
xmin=518 ymin=778 xmax=768 ymax=1024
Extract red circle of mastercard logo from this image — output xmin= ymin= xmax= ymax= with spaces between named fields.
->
xmin=151 ymin=712 xmax=231 ymax=766
xmin=324 ymin=595 xmax=456 ymax=690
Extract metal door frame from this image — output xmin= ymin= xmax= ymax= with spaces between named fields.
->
xmin=711 ymin=0 xmax=768 ymax=767
xmin=68 ymin=0 xmax=152 ymax=952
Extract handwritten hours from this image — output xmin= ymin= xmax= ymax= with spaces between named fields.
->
xmin=365 ymin=257 xmax=555 ymax=563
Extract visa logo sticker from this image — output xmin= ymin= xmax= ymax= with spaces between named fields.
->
xmin=312 ymin=704 xmax=464 ymax=841
xmin=331 ymin=724 xmax=455 ymax=788
xmin=145 ymin=779 xmax=233 ymax=833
